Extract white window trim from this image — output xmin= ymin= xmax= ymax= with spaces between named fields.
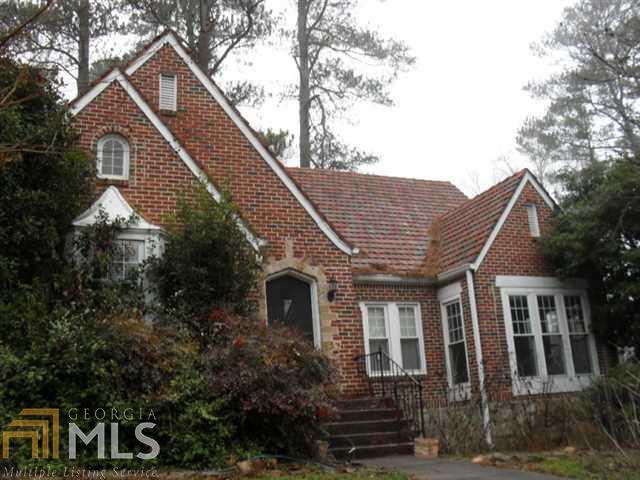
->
xmin=97 ymin=134 xmax=130 ymax=180
xmin=359 ymin=301 xmax=426 ymax=376
xmin=439 ymin=293 xmax=472 ymax=401
xmin=500 ymin=284 xmax=600 ymax=396
xmin=159 ymin=73 xmax=177 ymax=111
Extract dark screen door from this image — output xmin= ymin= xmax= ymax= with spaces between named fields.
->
xmin=266 ymin=275 xmax=314 ymax=345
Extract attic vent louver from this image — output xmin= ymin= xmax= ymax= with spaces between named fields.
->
xmin=159 ymin=73 xmax=177 ymax=111
xmin=526 ymin=204 xmax=540 ymax=237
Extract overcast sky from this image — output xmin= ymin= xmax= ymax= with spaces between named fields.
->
xmin=67 ymin=0 xmax=574 ymax=197
xmin=237 ymin=0 xmax=573 ymax=196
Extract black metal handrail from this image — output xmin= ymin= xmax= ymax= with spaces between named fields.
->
xmin=354 ymin=349 xmax=426 ymax=437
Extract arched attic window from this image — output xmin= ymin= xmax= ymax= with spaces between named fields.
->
xmin=97 ymin=134 xmax=130 ymax=180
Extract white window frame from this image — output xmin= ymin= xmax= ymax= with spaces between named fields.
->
xmin=439 ymin=294 xmax=472 ymax=401
xmin=97 ymin=134 xmax=130 ymax=180
xmin=110 ymin=237 xmax=145 ymax=282
xmin=159 ymin=73 xmax=177 ymax=111
xmin=360 ymin=302 xmax=426 ymax=376
xmin=108 ymin=231 xmax=159 ymax=281
xmin=498 ymin=277 xmax=599 ymax=395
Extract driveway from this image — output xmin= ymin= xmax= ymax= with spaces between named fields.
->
xmin=361 ymin=455 xmax=559 ymax=480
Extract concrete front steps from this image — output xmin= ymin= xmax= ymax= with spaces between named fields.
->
xmin=325 ymin=397 xmax=415 ymax=459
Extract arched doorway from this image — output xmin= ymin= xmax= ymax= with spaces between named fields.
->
xmin=266 ymin=270 xmax=320 ymax=348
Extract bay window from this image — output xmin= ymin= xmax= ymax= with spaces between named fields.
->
xmin=360 ymin=302 xmax=426 ymax=375
xmin=498 ymin=276 xmax=599 ymax=395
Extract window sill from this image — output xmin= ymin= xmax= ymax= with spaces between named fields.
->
xmin=366 ymin=370 xmax=427 ymax=378
xmin=448 ymin=383 xmax=471 ymax=402
xmin=512 ymin=374 xmax=596 ymax=396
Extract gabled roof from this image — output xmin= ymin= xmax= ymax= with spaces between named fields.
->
xmin=288 ymin=167 xmax=468 ymax=274
xmin=69 ymin=67 xmax=263 ymax=251
xmin=69 ymin=30 xmax=355 ymax=256
xmin=438 ymin=169 xmax=556 ymax=275
xmin=73 ymin=186 xmax=161 ymax=230
xmin=290 ymin=167 xmax=556 ymax=280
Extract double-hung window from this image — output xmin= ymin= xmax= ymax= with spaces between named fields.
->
xmin=361 ymin=302 xmax=426 ymax=375
xmin=438 ymin=282 xmax=471 ymax=399
xmin=498 ymin=276 xmax=599 ymax=395
xmin=443 ymin=300 xmax=470 ymax=386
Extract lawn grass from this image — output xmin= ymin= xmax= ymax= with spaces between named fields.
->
xmin=527 ymin=454 xmax=640 ymax=480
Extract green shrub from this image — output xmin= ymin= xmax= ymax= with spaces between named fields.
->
xmin=0 ymin=59 xmax=332 ymax=468
xmin=0 ymin=57 xmax=93 ymax=298
xmin=148 ymin=183 xmax=260 ymax=334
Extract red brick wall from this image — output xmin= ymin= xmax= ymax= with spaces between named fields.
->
xmin=353 ymin=282 xmax=450 ymax=404
xmin=72 ymin=43 xmax=364 ymax=392
xmin=472 ymin=182 xmax=604 ymax=400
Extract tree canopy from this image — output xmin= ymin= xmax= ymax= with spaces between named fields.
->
xmin=293 ymin=0 xmax=414 ymax=169
xmin=0 ymin=57 xmax=93 ymax=295
xmin=542 ymin=157 xmax=640 ymax=351
xmin=518 ymin=0 xmax=640 ymax=183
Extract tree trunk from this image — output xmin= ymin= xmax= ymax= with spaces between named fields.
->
xmin=197 ymin=0 xmax=212 ymax=74
xmin=297 ymin=0 xmax=311 ymax=168
xmin=77 ymin=0 xmax=90 ymax=94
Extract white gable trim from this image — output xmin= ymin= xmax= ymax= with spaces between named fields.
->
xmin=69 ymin=69 xmax=264 ymax=252
xmin=471 ymin=172 xmax=556 ymax=271
xmin=73 ymin=185 xmax=162 ymax=231
xmin=125 ymin=32 xmax=356 ymax=256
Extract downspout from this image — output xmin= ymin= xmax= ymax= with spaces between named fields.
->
xmin=466 ymin=269 xmax=493 ymax=448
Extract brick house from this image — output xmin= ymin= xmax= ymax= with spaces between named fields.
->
xmin=70 ymin=31 xmax=605 ymax=452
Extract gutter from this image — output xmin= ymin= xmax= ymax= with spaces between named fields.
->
xmin=437 ymin=262 xmax=473 ymax=283
xmin=352 ymin=274 xmax=435 ymax=286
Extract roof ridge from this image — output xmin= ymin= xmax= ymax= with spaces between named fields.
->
xmin=438 ymin=169 xmax=526 ymax=222
xmin=287 ymin=166 xmax=464 ymax=189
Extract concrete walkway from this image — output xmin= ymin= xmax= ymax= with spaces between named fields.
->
xmin=361 ymin=455 xmax=560 ymax=480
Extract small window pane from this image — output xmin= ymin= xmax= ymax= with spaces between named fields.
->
xmin=446 ymin=301 xmax=464 ymax=343
xmin=514 ymin=336 xmax=538 ymax=377
xmin=368 ymin=307 xmax=386 ymax=337
xmin=565 ymin=296 xmax=586 ymax=333
xmin=510 ymin=295 xmax=532 ymax=334
xmin=401 ymin=338 xmax=421 ymax=370
xmin=110 ymin=240 xmax=142 ymax=282
xmin=537 ymin=295 xmax=560 ymax=334
xmin=571 ymin=336 xmax=593 ymax=374
xmin=369 ymin=339 xmax=390 ymax=373
xmin=543 ymin=335 xmax=566 ymax=375
xmin=449 ymin=342 xmax=469 ymax=384
xmin=399 ymin=307 xmax=417 ymax=337
xmin=110 ymin=262 xmax=124 ymax=281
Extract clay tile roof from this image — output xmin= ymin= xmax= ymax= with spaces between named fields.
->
xmin=287 ymin=167 xmax=468 ymax=275
xmin=437 ymin=169 xmax=527 ymax=273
